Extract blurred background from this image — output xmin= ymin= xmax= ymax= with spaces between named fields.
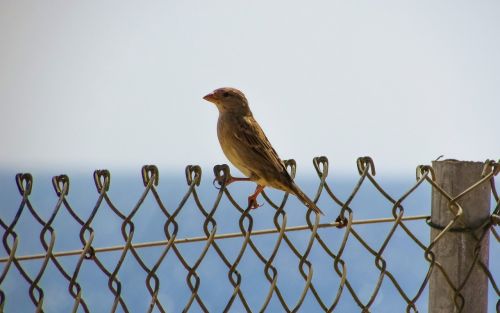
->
xmin=0 ymin=1 xmax=499 ymax=312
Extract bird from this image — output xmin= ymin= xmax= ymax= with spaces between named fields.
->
xmin=203 ymin=87 xmax=323 ymax=215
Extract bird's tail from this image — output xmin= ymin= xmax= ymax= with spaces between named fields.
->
xmin=289 ymin=184 xmax=324 ymax=215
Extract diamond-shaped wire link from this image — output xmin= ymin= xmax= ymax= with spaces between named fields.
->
xmin=0 ymin=157 xmax=498 ymax=312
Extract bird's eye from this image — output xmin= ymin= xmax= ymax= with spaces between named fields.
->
xmin=222 ymin=92 xmax=229 ymax=98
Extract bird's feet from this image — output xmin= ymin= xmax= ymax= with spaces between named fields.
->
xmin=247 ymin=185 xmax=265 ymax=209
xmin=247 ymin=196 xmax=263 ymax=209
xmin=213 ymin=177 xmax=224 ymax=190
xmin=213 ymin=175 xmax=252 ymax=190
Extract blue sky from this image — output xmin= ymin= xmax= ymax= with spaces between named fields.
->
xmin=0 ymin=0 xmax=499 ymax=177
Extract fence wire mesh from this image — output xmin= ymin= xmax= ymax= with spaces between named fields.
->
xmin=0 ymin=157 xmax=498 ymax=313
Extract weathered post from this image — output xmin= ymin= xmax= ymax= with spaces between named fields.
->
xmin=428 ymin=160 xmax=491 ymax=313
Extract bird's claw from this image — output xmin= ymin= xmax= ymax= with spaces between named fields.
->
xmin=213 ymin=177 xmax=224 ymax=190
xmin=248 ymin=198 xmax=263 ymax=209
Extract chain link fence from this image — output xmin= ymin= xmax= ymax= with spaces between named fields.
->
xmin=0 ymin=157 xmax=498 ymax=312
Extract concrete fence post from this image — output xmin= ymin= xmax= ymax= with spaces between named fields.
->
xmin=428 ymin=160 xmax=491 ymax=313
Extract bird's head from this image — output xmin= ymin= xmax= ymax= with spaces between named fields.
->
xmin=203 ymin=87 xmax=251 ymax=115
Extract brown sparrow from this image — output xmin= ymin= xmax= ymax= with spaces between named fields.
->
xmin=204 ymin=87 xmax=323 ymax=215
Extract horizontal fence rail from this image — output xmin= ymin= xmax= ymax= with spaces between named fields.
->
xmin=0 ymin=157 xmax=498 ymax=313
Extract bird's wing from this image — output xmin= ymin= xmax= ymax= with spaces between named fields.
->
xmin=231 ymin=115 xmax=324 ymax=215
xmin=233 ymin=116 xmax=290 ymax=181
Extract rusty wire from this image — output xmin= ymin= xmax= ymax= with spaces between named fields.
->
xmin=0 ymin=157 xmax=498 ymax=313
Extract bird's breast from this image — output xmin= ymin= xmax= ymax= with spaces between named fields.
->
xmin=217 ymin=115 xmax=253 ymax=178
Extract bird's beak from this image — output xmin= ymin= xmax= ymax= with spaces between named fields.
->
xmin=203 ymin=92 xmax=216 ymax=103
